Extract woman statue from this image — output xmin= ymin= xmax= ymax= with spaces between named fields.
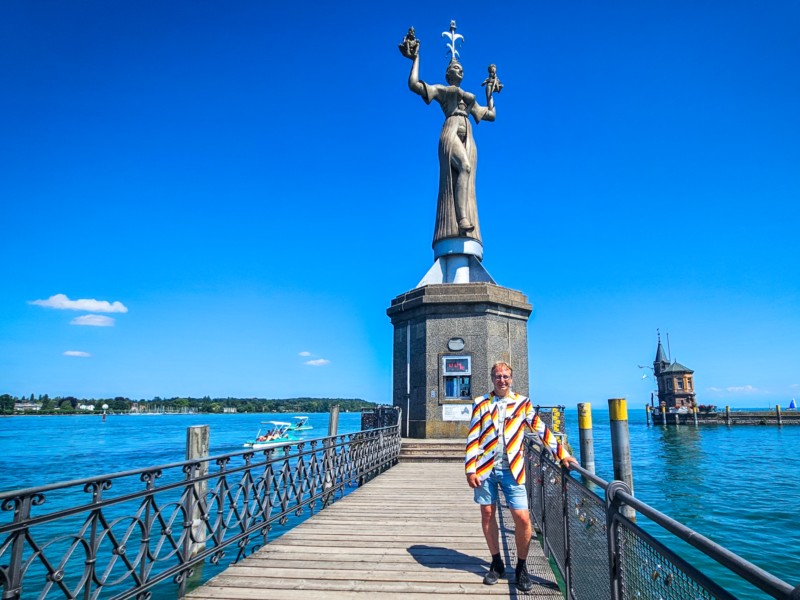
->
xmin=400 ymin=26 xmax=497 ymax=247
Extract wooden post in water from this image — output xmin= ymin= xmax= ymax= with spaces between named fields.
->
xmin=577 ymin=403 xmax=596 ymax=476
xmin=660 ymin=404 xmax=667 ymax=429
xmin=725 ymin=405 xmax=731 ymax=426
xmin=608 ymin=398 xmax=635 ymax=520
xmin=328 ymin=404 xmax=340 ymax=436
xmin=184 ymin=425 xmax=209 ymax=590
xmin=776 ymin=404 xmax=782 ymax=426
xmin=693 ymin=406 xmax=699 ymax=427
xmin=645 ymin=404 xmax=651 ymax=426
xmin=323 ymin=405 xmax=340 ymax=500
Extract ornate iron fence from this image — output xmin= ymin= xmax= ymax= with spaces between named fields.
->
xmin=525 ymin=437 xmax=800 ymax=600
xmin=0 ymin=425 xmax=401 ymax=599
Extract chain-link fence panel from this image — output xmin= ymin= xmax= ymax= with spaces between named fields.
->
xmin=566 ymin=477 xmax=611 ymax=600
xmin=542 ymin=459 xmax=566 ymax=570
xmin=527 ymin=446 xmax=545 ymax=533
xmin=617 ymin=520 xmax=734 ymax=600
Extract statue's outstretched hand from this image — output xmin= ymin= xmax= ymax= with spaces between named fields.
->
xmin=398 ymin=38 xmax=420 ymax=59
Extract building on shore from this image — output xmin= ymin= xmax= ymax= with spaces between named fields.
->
xmin=653 ymin=333 xmax=696 ymax=411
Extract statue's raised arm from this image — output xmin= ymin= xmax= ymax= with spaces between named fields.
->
xmin=398 ymin=22 xmax=499 ymax=245
xmin=399 ymin=27 xmax=425 ymax=97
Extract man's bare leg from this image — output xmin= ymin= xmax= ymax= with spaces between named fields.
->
xmin=480 ymin=504 xmax=499 ymax=554
xmin=509 ymin=507 xmax=534 ymax=591
xmin=480 ymin=504 xmax=506 ymax=585
xmin=509 ymin=507 xmax=532 ymax=559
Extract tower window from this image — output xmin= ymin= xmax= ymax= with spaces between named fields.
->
xmin=445 ymin=376 xmax=472 ymax=398
xmin=443 ymin=355 xmax=472 ymax=399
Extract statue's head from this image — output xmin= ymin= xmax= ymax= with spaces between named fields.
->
xmin=445 ymin=60 xmax=463 ymax=86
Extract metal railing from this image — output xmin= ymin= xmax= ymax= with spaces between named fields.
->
xmin=525 ymin=437 xmax=800 ymax=600
xmin=0 ymin=425 xmax=401 ymax=599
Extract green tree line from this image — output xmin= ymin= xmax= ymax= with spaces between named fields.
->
xmin=0 ymin=394 xmax=381 ymax=415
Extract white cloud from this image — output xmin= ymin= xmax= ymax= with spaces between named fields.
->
xmin=298 ymin=351 xmax=312 ymax=357
xmin=305 ymin=359 xmax=330 ymax=366
xmin=71 ymin=314 xmax=115 ymax=327
xmin=708 ymin=387 xmax=722 ymax=392
xmin=63 ymin=350 xmax=91 ymax=358
xmin=30 ymin=293 xmax=128 ymax=313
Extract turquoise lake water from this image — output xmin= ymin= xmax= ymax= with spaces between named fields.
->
xmin=1 ymin=409 xmax=798 ymax=598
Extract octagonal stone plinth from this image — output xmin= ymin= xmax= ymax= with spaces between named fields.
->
xmin=387 ymin=283 xmax=532 ymax=439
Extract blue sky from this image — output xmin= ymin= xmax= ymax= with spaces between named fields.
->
xmin=2 ymin=1 xmax=798 ymax=409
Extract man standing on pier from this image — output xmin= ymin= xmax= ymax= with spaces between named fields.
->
xmin=465 ymin=361 xmax=577 ymax=591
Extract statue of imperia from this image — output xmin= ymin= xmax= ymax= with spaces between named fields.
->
xmin=399 ymin=24 xmax=500 ymax=247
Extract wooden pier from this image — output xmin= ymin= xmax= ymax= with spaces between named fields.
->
xmin=188 ymin=460 xmax=562 ymax=599
xmin=649 ymin=407 xmax=800 ymax=426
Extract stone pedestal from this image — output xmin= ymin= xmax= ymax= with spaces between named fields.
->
xmin=386 ymin=283 xmax=532 ymax=439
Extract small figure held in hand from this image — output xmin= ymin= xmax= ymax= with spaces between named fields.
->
xmin=481 ymin=64 xmax=503 ymax=100
xmin=399 ymin=26 xmax=420 ymax=59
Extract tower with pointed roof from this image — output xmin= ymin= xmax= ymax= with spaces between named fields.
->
xmin=653 ymin=332 xmax=670 ymax=377
xmin=653 ymin=333 xmax=696 ymax=410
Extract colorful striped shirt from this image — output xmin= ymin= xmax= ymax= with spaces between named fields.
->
xmin=464 ymin=392 xmax=571 ymax=484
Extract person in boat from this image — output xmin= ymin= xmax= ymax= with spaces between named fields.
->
xmin=465 ymin=361 xmax=578 ymax=592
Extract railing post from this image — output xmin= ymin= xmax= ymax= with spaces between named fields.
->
xmin=577 ymin=403 xmax=596 ymax=476
xmin=608 ymin=398 xmax=635 ymax=521
xmin=4 ymin=495 xmax=35 ymax=600
xmin=561 ymin=462 xmax=572 ymax=599
xmin=605 ymin=481 xmax=632 ymax=600
xmin=539 ymin=447 xmax=550 ymax=558
xmin=181 ymin=425 xmax=209 ymax=595
xmin=776 ymin=405 xmax=783 ymax=426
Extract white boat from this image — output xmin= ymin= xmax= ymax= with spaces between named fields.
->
xmin=288 ymin=415 xmax=313 ymax=432
xmin=243 ymin=421 xmax=294 ymax=449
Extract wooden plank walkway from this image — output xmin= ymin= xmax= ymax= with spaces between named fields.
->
xmin=188 ymin=461 xmax=563 ymax=599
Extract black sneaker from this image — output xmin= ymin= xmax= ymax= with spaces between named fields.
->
xmin=516 ymin=563 xmax=534 ymax=592
xmin=483 ymin=564 xmax=505 ymax=585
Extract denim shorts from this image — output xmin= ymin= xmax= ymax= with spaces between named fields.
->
xmin=473 ymin=466 xmax=529 ymax=510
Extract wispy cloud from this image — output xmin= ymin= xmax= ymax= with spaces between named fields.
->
xmin=30 ymin=293 xmax=128 ymax=313
xmin=299 ymin=350 xmax=329 ymax=366
xmin=71 ymin=314 xmax=115 ymax=327
xmin=63 ymin=350 xmax=91 ymax=358
xmin=725 ymin=385 xmax=765 ymax=394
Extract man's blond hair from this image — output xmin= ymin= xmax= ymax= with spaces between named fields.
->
xmin=490 ymin=361 xmax=513 ymax=377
